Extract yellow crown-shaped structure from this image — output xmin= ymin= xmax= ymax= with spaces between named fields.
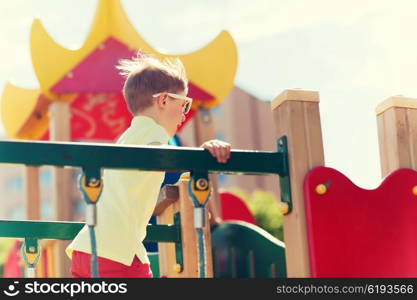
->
xmin=1 ymin=0 xmax=237 ymax=139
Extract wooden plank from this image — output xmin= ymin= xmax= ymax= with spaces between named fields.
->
xmin=378 ymin=109 xmax=400 ymax=175
xmin=24 ymin=166 xmax=41 ymax=276
xmin=49 ymin=101 xmax=72 ymax=278
xmin=408 ymin=108 xmax=417 ymax=168
xmin=157 ymin=176 xmax=213 ymax=278
xmin=177 ymin=179 xmax=213 ymax=277
xmin=24 ymin=167 xmax=40 ymax=220
xmin=156 ymin=200 xmax=178 ymax=277
xmin=271 ymin=89 xmax=324 ymax=277
xmin=155 ymin=185 xmax=181 ymax=277
xmin=46 ymin=241 xmax=56 ymax=277
xmin=376 ymin=96 xmax=417 ymax=176
xmin=376 ymin=95 xmax=417 ymax=115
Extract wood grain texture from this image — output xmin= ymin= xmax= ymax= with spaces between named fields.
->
xmin=271 ymin=89 xmax=324 ymax=277
xmin=377 ymin=97 xmax=417 ymax=176
xmin=49 ymin=101 xmax=72 ymax=277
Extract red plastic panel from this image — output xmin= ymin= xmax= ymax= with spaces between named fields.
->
xmin=220 ymin=192 xmax=257 ymax=225
xmin=70 ymin=93 xmax=131 ymax=141
xmin=304 ymin=166 xmax=417 ymax=277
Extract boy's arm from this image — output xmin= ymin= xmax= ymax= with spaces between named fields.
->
xmin=150 ymin=139 xmax=231 ymax=221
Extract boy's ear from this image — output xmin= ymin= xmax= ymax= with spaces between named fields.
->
xmin=156 ymin=93 xmax=167 ymax=108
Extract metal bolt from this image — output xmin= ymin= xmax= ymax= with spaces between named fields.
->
xmin=88 ymin=177 xmax=100 ymax=187
xmin=279 ymin=202 xmax=289 ymax=215
xmin=196 ymin=178 xmax=208 ymax=189
xmin=315 ymin=184 xmax=327 ymax=195
xmin=173 ymin=264 xmax=182 ymax=273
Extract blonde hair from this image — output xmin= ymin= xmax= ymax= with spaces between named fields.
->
xmin=117 ymin=52 xmax=188 ymax=114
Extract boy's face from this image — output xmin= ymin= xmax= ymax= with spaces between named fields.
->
xmin=159 ymin=90 xmax=190 ymax=137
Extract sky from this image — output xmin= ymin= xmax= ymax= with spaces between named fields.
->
xmin=1 ymin=0 xmax=417 ymax=188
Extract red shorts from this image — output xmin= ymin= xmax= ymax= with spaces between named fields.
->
xmin=71 ymin=250 xmax=153 ymax=278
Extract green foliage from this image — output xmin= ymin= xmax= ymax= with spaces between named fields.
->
xmin=227 ymin=187 xmax=284 ymax=241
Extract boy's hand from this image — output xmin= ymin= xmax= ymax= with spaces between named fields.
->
xmin=200 ymin=139 xmax=231 ymax=164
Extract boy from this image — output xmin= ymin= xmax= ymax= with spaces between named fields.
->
xmin=66 ymin=54 xmax=231 ymax=278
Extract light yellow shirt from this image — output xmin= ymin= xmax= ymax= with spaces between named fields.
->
xmin=66 ymin=116 xmax=169 ymax=265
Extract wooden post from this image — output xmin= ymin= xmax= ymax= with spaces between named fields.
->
xmin=24 ymin=167 xmax=40 ymax=220
xmin=156 ymin=178 xmax=213 ymax=277
xmin=155 ymin=199 xmax=178 ymax=277
xmin=193 ymin=108 xmax=222 ymax=223
xmin=376 ymin=96 xmax=417 ymax=176
xmin=270 ymin=89 xmax=324 ymax=277
xmin=49 ymin=101 xmax=73 ymax=277
xmin=23 ymin=166 xmax=40 ymax=276
xmin=178 ymin=178 xmax=213 ymax=278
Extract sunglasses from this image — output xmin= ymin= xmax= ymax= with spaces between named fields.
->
xmin=153 ymin=92 xmax=193 ymax=114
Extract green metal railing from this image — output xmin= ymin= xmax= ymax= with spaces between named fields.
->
xmin=0 ymin=139 xmax=287 ymax=175
xmin=0 ymin=136 xmax=290 ymax=277
xmin=0 ymin=220 xmax=180 ymax=243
